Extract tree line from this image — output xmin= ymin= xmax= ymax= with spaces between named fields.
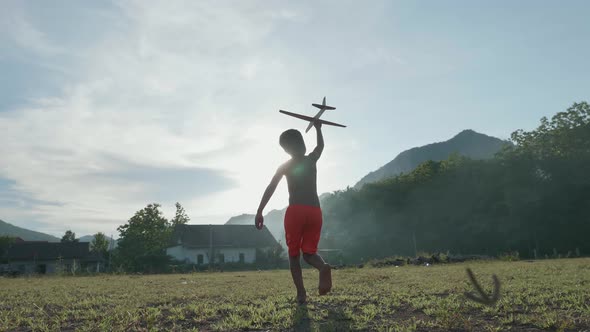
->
xmin=319 ymin=102 xmax=590 ymax=263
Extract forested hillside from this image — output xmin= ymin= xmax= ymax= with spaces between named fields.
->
xmin=322 ymin=102 xmax=590 ymax=262
xmin=227 ymin=132 xmax=508 ymax=243
xmin=0 ymin=219 xmax=59 ymax=242
xmin=354 ymin=129 xmax=510 ymax=189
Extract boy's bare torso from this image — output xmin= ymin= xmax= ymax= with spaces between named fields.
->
xmin=282 ymin=155 xmax=320 ymax=207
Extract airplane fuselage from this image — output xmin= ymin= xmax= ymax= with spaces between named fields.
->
xmin=305 ymin=97 xmax=336 ymax=132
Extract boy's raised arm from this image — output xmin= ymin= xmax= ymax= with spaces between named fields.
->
xmin=309 ymin=121 xmax=324 ymax=161
xmin=255 ymin=166 xmax=284 ymax=230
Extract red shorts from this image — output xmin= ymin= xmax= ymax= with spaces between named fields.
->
xmin=284 ymin=205 xmax=323 ymax=257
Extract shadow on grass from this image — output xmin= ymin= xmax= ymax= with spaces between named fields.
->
xmin=291 ymin=304 xmax=353 ymax=332
xmin=291 ymin=305 xmax=311 ymax=331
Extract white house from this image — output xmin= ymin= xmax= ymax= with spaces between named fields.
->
xmin=0 ymin=240 xmax=104 ymax=275
xmin=166 ymin=224 xmax=279 ymax=265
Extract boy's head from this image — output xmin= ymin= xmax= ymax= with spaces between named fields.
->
xmin=280 ymin=129 xmax=306 ymax=157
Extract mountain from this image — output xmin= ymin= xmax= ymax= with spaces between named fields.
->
xmin=354 ymin=129 xmax=510 ymax=189
xmin=0 ymin=219 xmax=60 ymax=242
xmin=225 ymin=210 xmax=286 ymax=246
xmin=225 ymin=214 xmax=255 ymax=226
xmin=78 ymin=234 xmax=118 ymax=248
xmin=226 ymin=130 xmax=509 ymax=246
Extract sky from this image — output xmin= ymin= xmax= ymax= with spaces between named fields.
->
xmin=1 ymin=0 xmax=589 ymax=238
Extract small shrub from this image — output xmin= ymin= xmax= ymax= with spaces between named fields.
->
xmin=368 ymin=256 xmax=407 ymax=268
xmin=498 ymin=251 xmax=520 ymax=261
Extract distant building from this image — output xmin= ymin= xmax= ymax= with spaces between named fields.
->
xmin=0 ymin=241 xmax=104 ymax=275
xmin=166 ymin=224 xmax=279 ymax=265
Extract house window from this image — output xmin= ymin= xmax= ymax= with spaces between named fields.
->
xmin=197 ymin=254 xmax=204 ymax=265
xmin=239 ymin=253 xmax=245 ymax=263
xmin=219 ymin=253 xmax=225 ymax=263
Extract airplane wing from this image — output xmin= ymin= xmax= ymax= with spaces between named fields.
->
xmin=312 ymin=104 xmax=336 ymax=110
xmin=279 ymin=110 xmax=315 ymax=121
xmin=279 ymin=110 xmax=346 ymax=128
xmin=316 ymin=118 xmax=346 ymax=127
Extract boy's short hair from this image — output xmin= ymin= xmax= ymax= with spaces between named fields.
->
xmin=280 ymin=129 xmax=306 ymax=156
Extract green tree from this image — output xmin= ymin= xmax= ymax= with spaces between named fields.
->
xmin=0 ymin=236 xmax=16 ymax=259
xmin=90 ymin=232 xmax=110 ymax=257
xmin=317 ymin=102 xmax=590 ymax=262
xmin=61 ymin=230 xmax=79 ymax=243
xmin=171 ymin=202 xmax=190 ymax=225
xmin=503 ymin=101 xmax=590 ymax=256
xmin=116 ymin=203 xmax=172 ymax=272
xmin=506 ymin=101 xmax=590 ymax=160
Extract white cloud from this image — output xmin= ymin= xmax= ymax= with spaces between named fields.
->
xmin=0 ymin=0 xmax=441 ymax=238
xmin=0 ymin=1 xmax=311 ymax=236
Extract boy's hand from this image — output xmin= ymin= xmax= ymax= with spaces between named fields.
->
xmin=255 ymin=213 xmax=264 ymax=230
xmin=314 ymin=121 xmax=322 ymax=130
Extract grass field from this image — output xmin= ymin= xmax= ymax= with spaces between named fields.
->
xmin=1 ymin=258 xmax=589 ymax=331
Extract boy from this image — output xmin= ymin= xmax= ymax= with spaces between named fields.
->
xmin=255 ymin=121 xmax=332 ymax=304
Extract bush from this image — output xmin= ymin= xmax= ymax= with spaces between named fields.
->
xmin=498 ymin=251 xmax=520 ymax=261
xmin=368 ymin=256 xmax=407 ymax=268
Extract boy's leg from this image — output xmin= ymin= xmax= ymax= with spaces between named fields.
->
xmin=289 ymin=255 xmax=306 ymax=304
xmin=302 ymin=252 xmax=326 ymax=269
xmin=303 ymin=253 xmax=332 ymax=295
xmin=285 ymin=206 xmax=306 ymax=304
xmin=301 ymin=206 xmax=331 ymax=295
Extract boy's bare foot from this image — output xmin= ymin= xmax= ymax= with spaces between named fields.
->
xmin=319 ymin=264 xmax=332 ymax=295
xmin=297 ymin=292 xmax=307 ymax=305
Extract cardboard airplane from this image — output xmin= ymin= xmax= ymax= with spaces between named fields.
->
xmin=279 ymin=96 xmax=346 ymax=133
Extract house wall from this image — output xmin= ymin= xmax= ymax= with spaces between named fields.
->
xmin=0 ymin=259 xmax=102 ymax=274
xmin=166 ymin=246 xmax=257 ymax=264
xmin=1 ymin=261 xmax=58 ymax=274
xmin=167 ymin=246 xmax=211 ymax=264
xmin=217 ymin=248 xmax=256 ymax=263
